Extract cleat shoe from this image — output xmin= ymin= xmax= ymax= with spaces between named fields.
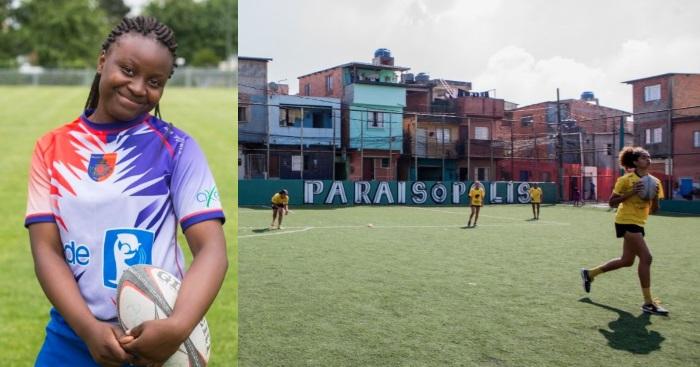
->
xmin=642 ymin=301 xmax=669 ymax=316
xmin=580 ymin=269 xmax=592 ymax=293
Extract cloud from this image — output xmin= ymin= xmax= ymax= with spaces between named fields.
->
xmin=474 ymin=46 xmax=609 ymax=108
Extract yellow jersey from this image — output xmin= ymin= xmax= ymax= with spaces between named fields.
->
xmin=613 ymin=173 xmax=663 ymax=226
xmin=469 ymin=187 xmax=485 ymax=206
xmin=271 ymin=193 xmax=289 ymax=205
xmin=529 ymin=187 xmax=543 ymax=203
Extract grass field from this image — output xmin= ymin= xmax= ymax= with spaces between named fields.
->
xmin=238 ymin=204 xmax=699 ymax=366
xmin=0 ymin=86 xmax=237 ymax=366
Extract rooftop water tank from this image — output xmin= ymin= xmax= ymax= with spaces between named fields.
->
xmin=374 ymin=48 xmax=391 ymax=58
xmin=415 ymin=72 xmax=430 ymax=83
xmin=581 ymin=91 xmax=595 ymax=101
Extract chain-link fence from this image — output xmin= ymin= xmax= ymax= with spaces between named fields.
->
xmin=239 ymin=102 xmax=700 ymax=203
xmin=0 ymin=67 xmax=236 ymax=87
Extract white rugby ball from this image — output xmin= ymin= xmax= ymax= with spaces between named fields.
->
xmin=117 ymin=265 xmax=211 ymax=367
xmin=638 ymin=175 xmax=658 ymax=200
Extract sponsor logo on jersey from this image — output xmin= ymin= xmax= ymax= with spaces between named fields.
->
xmin=196 ymin=185 xmax=220 ymax=208
xmin=64 ymin=240 xmax=91 ymax=266
xmin=88 ymin=153 xmax=117 ymax=182
xmin=103 ymin=228 xmax=154 ymax=288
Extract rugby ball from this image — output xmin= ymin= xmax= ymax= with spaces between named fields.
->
xmin=638 ymin=175 xmax=658 ymax=200
xmin=117 ymin=265 xmax=211 ymax=367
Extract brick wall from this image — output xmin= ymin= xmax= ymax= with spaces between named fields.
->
xmin=298 ymin=68 xmax=344 ymax=99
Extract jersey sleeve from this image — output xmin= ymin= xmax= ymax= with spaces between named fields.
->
xmin=170 ymin=137 xmax=225 ymax=231
xmin=612 ymin=176 xmax=628 ymax=195
xmin=25 ymin=140 xmax=55 ymax=227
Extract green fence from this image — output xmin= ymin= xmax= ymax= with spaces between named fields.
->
xmin=239 ymin=180 xmax=557 ymax=206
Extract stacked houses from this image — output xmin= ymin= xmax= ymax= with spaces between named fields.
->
xmin=238 ymin=50 xmax=700 ymax=200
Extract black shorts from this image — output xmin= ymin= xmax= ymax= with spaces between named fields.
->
xmin=615 ymin=223 xmax=645 ymax=238
xmin=271 ymin=203 xmax=285 ymax=209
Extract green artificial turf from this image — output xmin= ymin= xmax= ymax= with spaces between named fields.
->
xmin=238 ymin=204 xmax=699 ymax=366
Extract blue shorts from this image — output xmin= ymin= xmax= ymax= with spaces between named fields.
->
xmin=35 ymin=308 xmax=130 ymax=367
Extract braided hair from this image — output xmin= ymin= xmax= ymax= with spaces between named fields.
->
xmin=84 ymin=16 xmax=178 ymax=120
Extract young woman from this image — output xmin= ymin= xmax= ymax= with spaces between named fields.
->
xmin=25 ymin=17 xmax=228 ymax=366
xmin=581 ymin=147 xmax=667 ymax=315
xmin=529 ymin=182 xmax=542 ymax=220
xmin=270 ymin=189 xmax=289 ymax=229
xmin=467 ymin=181 xmax=485 ymax=227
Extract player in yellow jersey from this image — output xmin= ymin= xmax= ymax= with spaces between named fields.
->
xmin=581 ymin=147 xmax=668 ymax=315
xmin=467 ymin=181 xmax=485 ymax=227
xmin=270 ymin=189 xmax=289 ymax=229
xmin=528 ymin=183 xmax=543 ymax=220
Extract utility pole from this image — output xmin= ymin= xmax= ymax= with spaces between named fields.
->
xmin=332 ymin=107 xmax=336 ymax=180
xmin=300 ymin=106 xmax=304 ymax=180
xmin=414 ymin=114 xmax=418 ymax=180
xmin=360 ymin=109 xmax=364 ymax=180
xmin=467 ymin=118 xmax=471 ymax=180
xmin=557 ymin=88 xmax=564 ymax=202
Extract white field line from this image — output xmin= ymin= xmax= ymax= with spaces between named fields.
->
xmin=237 ymin=227 xmax=314 ymax=238
xmin=238 ymin=222 xmax=567 ymax=238
xmin=409 ymin=206 xmax=570 ymax=225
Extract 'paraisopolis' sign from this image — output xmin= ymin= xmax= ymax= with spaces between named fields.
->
xmin=302 ymin=181 xmax=553 ymax=205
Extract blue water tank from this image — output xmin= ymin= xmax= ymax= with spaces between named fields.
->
xmin=581 ymin=91 xmax=595 ymax=100
xmin=374 ymin=48 xmax=391 ymax=58
xmin=415 ymin=72 xmax=430 ymax=82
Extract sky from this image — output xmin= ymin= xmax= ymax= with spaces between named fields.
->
xmin=239 ymin=0 xmax=700 ymax=112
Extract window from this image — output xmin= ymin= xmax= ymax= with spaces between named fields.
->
xmin=325 ymin=75 xmax=333 ymax=94
xmin=435 ymin=128 xmax=451 ymax=143
xmin=238 ymin=106 xmax=248 ymax=123
xmin=476 ymin=167 xmax=489 ymax=181
xmin=653 ymin=127 xmax=662 ymax=143
xmin=279 ymin=106 xmax=302 ymax=127
xmin=475 ymin=126 xmax=489 ymax=140
xmin=312 ymin=111 xmax=325 ymax=128
xmin=645 ymin=129 xmax=651 ymax=144
xmin=695 ymin=131 xmax=700 ymax=148
xmin=381 ymin=158 xmax=390 ymax=168
xmin=644 ymin=84 xmax=661 ymax=101
xmin=304 ymin=84 xmax=310 ymax=96
xmin=606 ymin=143 xmax=612 ymax=155
xmin=520 ymin=115 xmax=533 ymax=127
xmin=368 ymin=111 xmax=384 ymax=128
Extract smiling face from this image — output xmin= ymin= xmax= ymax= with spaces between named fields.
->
xmin=90 ymin=34 xmax=173 ymax=123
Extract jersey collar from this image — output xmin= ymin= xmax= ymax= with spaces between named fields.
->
xmin=80 ymin=109 xmax=149 ymax=132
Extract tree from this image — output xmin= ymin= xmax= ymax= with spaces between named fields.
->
xmin=0 ymin=0 xmax=25 ymax=66
xmin=14 ymin=0 xmax=110 ymax=67
xmin=98 ymin=0 xmax=130 ymax=26
xmin=145 ymin=0 xmax=236 ymax=66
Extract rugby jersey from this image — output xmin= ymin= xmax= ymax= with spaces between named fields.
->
xmin=613 ymin=172 xmax=663 ymax=226
xmin=469 ymin=187 xmax=485 ymax=206
xmin=25 ymin=111 xmax=225 ymax=321
xmin=529 ymin=187 xmax=543 ymax=203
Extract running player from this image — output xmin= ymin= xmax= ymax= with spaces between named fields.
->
xmin=580 ymin=147 xmax=667 ymax=315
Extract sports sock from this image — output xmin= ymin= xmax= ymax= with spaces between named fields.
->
xmin=589 ymin=266 xmax=604 ymax=279
xmin=642 ymin=288 xmax=653 ymax=304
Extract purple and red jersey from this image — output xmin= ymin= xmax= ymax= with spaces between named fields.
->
xmin=25 ymin=111 xmax=225 ymax=321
